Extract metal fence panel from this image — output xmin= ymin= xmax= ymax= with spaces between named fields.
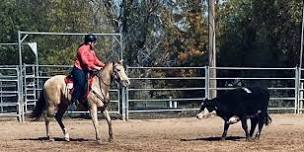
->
xmin=23 ymin=64 xmax=121 ymax=116
xmin=126 ymin=66 xmax=207 ymax=119
xmin=126 ymin=66 xmax=300 ymax=119
xmin=1 ymin=65 xmax=304 ymax=122
xmin=210 ymin=67 xmax=298 ymax=113
xmin=0 ymin=66 xmax=22 ymax=120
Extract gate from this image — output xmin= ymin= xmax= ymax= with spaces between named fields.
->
xmin=0 ymin=66 xmax=22 ymax=120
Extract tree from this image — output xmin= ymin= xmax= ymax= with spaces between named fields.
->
xmin=217 ymin=0 xmax=303 ymax=67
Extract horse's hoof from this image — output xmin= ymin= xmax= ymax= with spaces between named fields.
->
xmin=97 ymin=139 xmax=102 ymax=144
xmin=64 ymin=133 xmax=70 ymax=142
xmin=65 ymin=137 xmax=70 ymax=142
xmin=108 ymin=137 xmax=114 ymax=142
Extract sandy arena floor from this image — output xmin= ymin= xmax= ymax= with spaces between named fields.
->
xmin=0 ymin=114 xmax=304 ymax=152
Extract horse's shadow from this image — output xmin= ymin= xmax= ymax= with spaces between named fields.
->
xmin=181 ymin=136 xmax=243 ymax=142
xmin=18 ymin=137 xmax=94 ymax=142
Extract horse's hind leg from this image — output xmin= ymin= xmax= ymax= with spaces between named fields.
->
xmin=90 ymin=105 xmax=101 ymax=143
xmin=45 ymin=105 xmax=55 ymax=141
xmin=103 ymin=109 xmax=113 ymax=142
xmin=55 ymin=103 xmax=69 ymax=141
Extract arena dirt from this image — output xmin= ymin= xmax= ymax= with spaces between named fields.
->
xmin=0 ymin=114 xmax=304 ymax=152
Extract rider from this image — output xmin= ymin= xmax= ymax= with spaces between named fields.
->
xmin=71 ymin=33 xmax=105 ymax=106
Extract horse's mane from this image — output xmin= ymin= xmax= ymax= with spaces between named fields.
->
xmin=104 ymin=59 xmax=121 ymax=65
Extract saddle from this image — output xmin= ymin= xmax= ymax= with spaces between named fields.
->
xmin=64 ymin=74 xmax=95 ymax=99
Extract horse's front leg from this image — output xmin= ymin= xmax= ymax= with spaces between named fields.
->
xmin=90 ymin=105 xmax=101 ymax=143
xmin=55 ymin=103 xmax=69 ymax=141
xmin=103 ymin=109 xmax=113 ymax=142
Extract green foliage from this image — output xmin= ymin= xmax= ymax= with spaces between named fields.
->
xmin=218 ymin=0 xmax=303 ymax=67
xmin=1 ymin=0 xmax=303 ymax=67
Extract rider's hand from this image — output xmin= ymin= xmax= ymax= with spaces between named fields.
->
xmin=95 ymin=66 xmax=102 ymax=70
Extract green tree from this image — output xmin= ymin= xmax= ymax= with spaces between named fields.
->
xmin=218 ymin=0 xmax=303 ymax=67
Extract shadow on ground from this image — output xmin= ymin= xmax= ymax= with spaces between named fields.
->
xmin=181 ymin=136 xmax=244 ymax=141
xmin=17 ymin=137 xmax=94 ymax=142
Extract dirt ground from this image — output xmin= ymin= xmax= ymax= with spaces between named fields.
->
xmin=1 ymin=114 xmax=304 ymax=152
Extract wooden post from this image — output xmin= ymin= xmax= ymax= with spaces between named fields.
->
xmin=208 ymin=0 xmax=217 ymax=98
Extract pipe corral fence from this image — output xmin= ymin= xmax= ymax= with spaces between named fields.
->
xmin=0 ymin=65 xmax=304 ymax=122
xmin=1 ymin=31 xmax=303 ymax=121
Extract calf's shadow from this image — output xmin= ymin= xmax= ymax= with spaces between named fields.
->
xmin=181 ymin=136 xmax=243 ymax=142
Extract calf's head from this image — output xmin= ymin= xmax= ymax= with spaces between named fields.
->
xmin=196 ymin=99 xmax=217 ymax=119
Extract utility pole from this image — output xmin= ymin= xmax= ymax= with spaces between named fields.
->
xmin=297 ymin=4 xmax=304 ymax=114
xmin=300 ymin=3 xmax=304 ymax=70
xmin=208 ymin=0 xmax=216 ymax=98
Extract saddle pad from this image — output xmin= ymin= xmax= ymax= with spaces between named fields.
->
xmin=64 ymin=75 xmax=95 ymax=98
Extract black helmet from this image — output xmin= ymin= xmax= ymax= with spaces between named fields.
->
xmin=84 ymin=34 xmax=97 ymax=43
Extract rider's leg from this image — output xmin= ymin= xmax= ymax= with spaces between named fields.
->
xmin=71 ymin=67 xmax=85 ymax=105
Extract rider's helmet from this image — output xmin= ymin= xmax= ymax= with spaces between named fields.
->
xmin=84 ymin=33 xmax=97 ymax=43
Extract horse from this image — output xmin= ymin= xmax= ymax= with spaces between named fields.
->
xmin=31 ymin=60 xmax=130 ymax=144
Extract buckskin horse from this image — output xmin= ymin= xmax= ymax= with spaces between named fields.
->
xmin=31 ymin=60 xmax=130 ymax=144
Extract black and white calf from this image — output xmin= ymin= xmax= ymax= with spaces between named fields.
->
xmin=196 ymin=87 xmax=272 ymax=140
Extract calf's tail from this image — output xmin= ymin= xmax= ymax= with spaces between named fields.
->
xmin=264 ymin=113 xmax=272 ymax=126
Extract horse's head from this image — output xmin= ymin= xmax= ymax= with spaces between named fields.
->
xmin=112 ymin=60 xmax=130 ymax=87
xmin=196 ymin=98 xmax=217 ymax=119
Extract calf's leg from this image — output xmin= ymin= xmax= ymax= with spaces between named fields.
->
xmin=241 ymin=118 xmax=250 ymax=140
xmin=255 ymin=115 xmax=266 ymax=139
xmin=221 ymin=121 xmax=230 ymax=140
xmin=249 ymin=118 xmax=258 ymax=138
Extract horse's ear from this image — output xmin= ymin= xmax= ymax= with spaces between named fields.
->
xmin=119 ymin=59 xmax=124 ymax=64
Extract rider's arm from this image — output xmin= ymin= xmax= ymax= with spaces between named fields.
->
xmin=94 ymin=56 xmax=105 ymax=68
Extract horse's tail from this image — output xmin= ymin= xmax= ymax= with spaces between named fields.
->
xmin=265 ymin=113 xmax=272 ymax=126
xmin=30 ymin=90 xmax=46 ymax=120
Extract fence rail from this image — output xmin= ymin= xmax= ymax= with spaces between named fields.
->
xmin=1 ymin=65 xmax=304 ymax=121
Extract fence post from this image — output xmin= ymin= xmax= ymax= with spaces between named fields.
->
xmin=295 ymin=67 xmax=300 ymax=114
xmin=16 ymin=66 xmax=23 ymax=122
xmin=121 ymin=87 xmax=126 ymax=121
xmin=300 ymin=82 xmax=303 ymax=114
xmin=297 ymin=67 xmax=303 ymax=114
xmin=121 ymin=66 xmax=129 ymax=121
xmin=206 ymin=66 xmax=210 ymax=99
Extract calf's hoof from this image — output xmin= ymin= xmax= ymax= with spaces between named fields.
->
xmin=47 ymin=136 xmax=55 ymax=142
xmin=108 ymin=137 xmax=114 ymax=142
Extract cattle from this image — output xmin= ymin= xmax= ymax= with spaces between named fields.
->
xmin=196 ymin=87 xmax=272 ymax=140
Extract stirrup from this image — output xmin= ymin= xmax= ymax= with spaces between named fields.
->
xmin=70 ymin=102 xmax=77 ymax=111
